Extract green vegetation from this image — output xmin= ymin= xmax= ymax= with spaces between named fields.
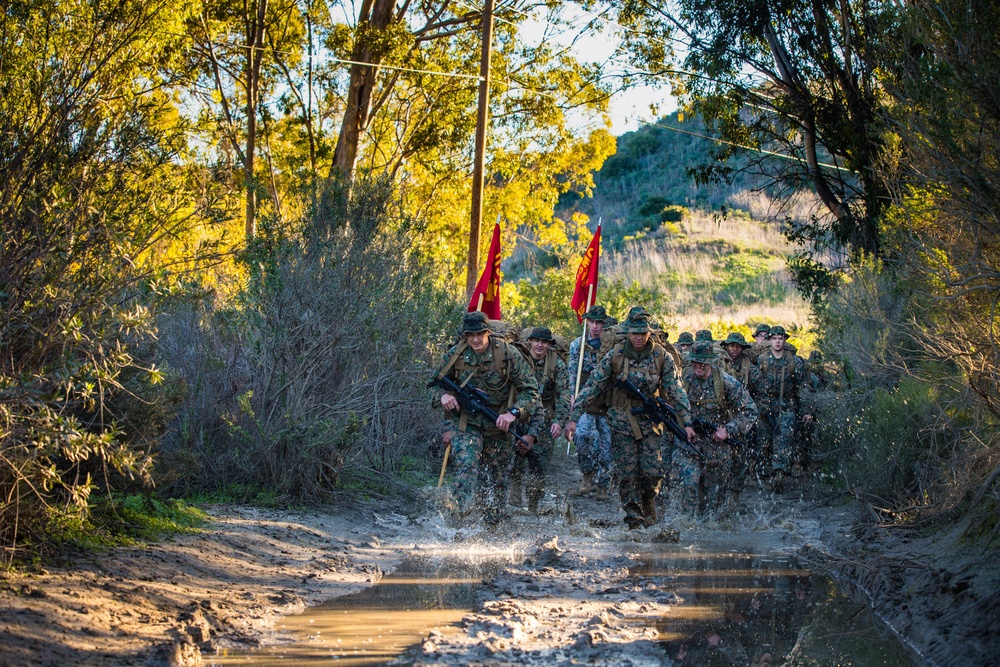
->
xmin=2 ymin=0 xmax=999 ymax=561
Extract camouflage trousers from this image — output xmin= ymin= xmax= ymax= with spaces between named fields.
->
xmin=610 ymin=429 xmax=664 ymax=526
xmin=449 ymin=428 xmax=515 ymax=526
xmin=509 ymin=433 xmax=554 ymax=506
xmin=756 ymin=408 xmax=796 ymax=474
xmin=674 ymin=441 xmax=734 ymax=515
xmin=575 ymin=413 xmax=613 ymax=487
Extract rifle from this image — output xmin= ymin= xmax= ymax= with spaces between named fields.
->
xmin=613 ymin=377 xmax=706 ymax=462
xmin=690 ymin=417 xmax=720 ymax=439
xmin=428 ymin=375 xmax=533 ymax=452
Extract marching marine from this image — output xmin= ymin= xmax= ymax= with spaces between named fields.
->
xmin=566 ymin=307 xmax=695 ymax=529
xmin=750 ymin=324 xmax=771 ymax=362
xmin=429 ymin=311 xmax=539 ymax=527
xmin=512 ymin=326 xmax=571 ymax=513
xmin=678 ymin=341 xmax=758 ymax=514
xmin=567 ymin=305 xmax=615 ymax=498
xmin=749 ymin=326 xmax=813 ymax=491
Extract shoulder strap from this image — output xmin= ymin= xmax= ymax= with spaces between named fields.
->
xmin=610 ymin=342 xmax=626 ymax=378
xmin=437 ymin=340 xmax=469 ymax=381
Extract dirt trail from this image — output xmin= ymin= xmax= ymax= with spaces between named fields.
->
xmin=2 ymin=452 xmax=997 ymax=666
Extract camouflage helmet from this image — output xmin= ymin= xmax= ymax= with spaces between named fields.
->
xmin=582 ymin=305 xmax=609 ymax=323
xmin=460 ymin=311 xmax=490 ymax=335
xmin=723 ymin=332 xmax=752 ymax=348
xmin=769 ymin=325 xmax=789 ymax=339
xmin=527 ymin=326 xmax=556 ymax=343
xmin=753 ymin=323 xmax=772 ymax=337
xmin=688 ymin=340 xmax=717 ymax=363
xmin=622 ymin=306 xmax=652 ymax=333
xmin=677 ymin=331 xmax=694 ymax=345
xmin=604 ymin=316 xmax=619 ymax=326
xmin=695 ymin=329 xmax=714 ymax=342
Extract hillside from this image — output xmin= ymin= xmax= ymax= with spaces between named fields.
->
xmin=509 ymin=112 xmax=814 ymax=343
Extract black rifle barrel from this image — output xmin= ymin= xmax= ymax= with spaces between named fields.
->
xmin=613 ymin=377 xmax=698 ymax=449
xmin=429 ymin=375 xmax=533 ymax=449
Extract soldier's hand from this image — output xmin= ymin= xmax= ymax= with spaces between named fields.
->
xmin=564 ymin=421 xmax=577 ymax=441
xmin=442 ymin=430 xmax=453 ymax=446
xmin=550 ymin=423 xmax=562 ymax=438
xmin=496 ymin=412 xmax=516 ymax=432
xmin=714 ymin=426 xmax=729 ymax=441
xmin=441 ymin=393 xmax=460 ymax=411
xmin=802 ymin=413 xmax=814 ymax=423
xmin=517 ymin=434 xmax=535 ymax=455
xmin=684 ymin=426 xmax=697 ymax=442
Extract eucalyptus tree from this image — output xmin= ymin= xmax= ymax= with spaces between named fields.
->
xmin=614 ymin=0 xmax=900 ymax=292
xmin=0 ymin=0 xmax=216 ymax=556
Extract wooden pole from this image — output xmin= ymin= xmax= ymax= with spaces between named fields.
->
xmin=569 ymin=284 xmax=594 ymax=455
xmin=465 ymin=0 xmax=495 ymax=299
xmin=573 ymin=283 xmax=594 ymax=400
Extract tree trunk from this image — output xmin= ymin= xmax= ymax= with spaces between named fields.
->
xmin=245 ymin=0 xmax=268 ymax=241
xmin=331 ymin=0 xmax=397 ymax=183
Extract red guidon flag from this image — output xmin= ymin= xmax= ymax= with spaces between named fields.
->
xmin=468 ymin=222 xmax=503 ymax=320
xmin=571 ymin=222 xmax=601 ymax=322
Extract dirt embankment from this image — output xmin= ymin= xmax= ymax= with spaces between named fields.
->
xmin=2 ymin=466 xmax=998 ymax=667
xmin=0 ymin=505 xmax=407 ymax=666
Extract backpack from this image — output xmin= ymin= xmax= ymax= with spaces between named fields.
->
xmin=598 ymin=325 xmax=682 ymax=372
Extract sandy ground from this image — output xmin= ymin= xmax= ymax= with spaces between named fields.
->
xmin=2 ymin=451 xmax=998 ymax=667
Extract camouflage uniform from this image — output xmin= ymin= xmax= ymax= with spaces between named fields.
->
xmin=676 ymin=331 xmax=694 ymax=375
xmin=721 ymin=333 xmax=763 ymax=491
xmin=510 ymin=327 xmax=571 ymax=511
xmin=750 ymin=324 xmax=772 ymax=364
xmin=429 ymin=312 xmax=539 ymax=526
xmin=749 ymin=327 xmax=811 ymax=480
xmin=677 ymin=342 xmax=758 ymax=514
xmin=571 ymin=307 xmax=692 ymax=528
xmin=568 ymin=333 xmax=613 ymax=490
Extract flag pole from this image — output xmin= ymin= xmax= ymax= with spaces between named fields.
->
xmin=573 ymin=283 xmax=593 ymax=400
xmin=568 ymin=283 xmax=593 ymax=456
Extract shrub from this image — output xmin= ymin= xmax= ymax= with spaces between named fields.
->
xmin=157 ymin=178 xmax=458 ymax=501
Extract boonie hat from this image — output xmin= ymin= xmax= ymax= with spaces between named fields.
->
xmin=622 ymin=306 xmax=652 ymax=333
xmin=583 ymin=305 xmax=610 ymax=323
xmin=688 ymin=340 xmax=717 ymax=363
xmin=723 ymin=332 xmax=752 ymax=348
xmin=460 ymin=311 xmax=490 ymax=335
xmin=527 ymin=326 xmax=556 ymax=343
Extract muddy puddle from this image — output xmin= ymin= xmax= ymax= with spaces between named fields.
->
xmin=208 ymin=555 xmax=505 ymax=666
xmin=631 ymin=548 xmax=919 ymax=665
xmin=211 ymin=546 xmax=917 ymax=666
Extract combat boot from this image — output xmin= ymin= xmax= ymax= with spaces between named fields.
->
xmin=576 ymin=472 xmax=595 ymax=496
xmin=641 ymin=494 xmax=658 ymax=527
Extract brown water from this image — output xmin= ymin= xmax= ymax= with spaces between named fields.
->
xmin=212 ymin=549 xmax=918 ymax=666
xmin=632 ymin=549 xmax=919 ymax=666
xmin=208 ymin=555 xmax=499 ymax=666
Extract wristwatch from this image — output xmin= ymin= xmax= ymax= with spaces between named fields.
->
xmin=509 ymin=407 xmax=520 ymax=418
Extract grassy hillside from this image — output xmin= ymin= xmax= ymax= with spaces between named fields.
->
xmin=508 ymin=112 xmax=815 ymax=349
xmin=601 ymin=207 xmax=812 ymax=343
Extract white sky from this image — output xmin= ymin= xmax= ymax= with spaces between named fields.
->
xmin=513 ymin=4 xmax=679 ymax=136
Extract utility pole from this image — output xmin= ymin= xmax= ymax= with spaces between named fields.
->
xmin=466 ymin=0 xmax=495 ymax=299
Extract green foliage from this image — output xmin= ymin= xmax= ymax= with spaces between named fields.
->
xmin=157 ymin=178 xmax=459 ymax=501
xmin=504 ymin=265 xmax=669 ymax=338
xmin=714 ymin=252 xmax=787 ymax=305
xmin=0 ymin=0 xmax=220 ymax=562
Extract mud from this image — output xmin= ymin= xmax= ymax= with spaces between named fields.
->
xmin=2 ymin=453 xmax=998 ymax=667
